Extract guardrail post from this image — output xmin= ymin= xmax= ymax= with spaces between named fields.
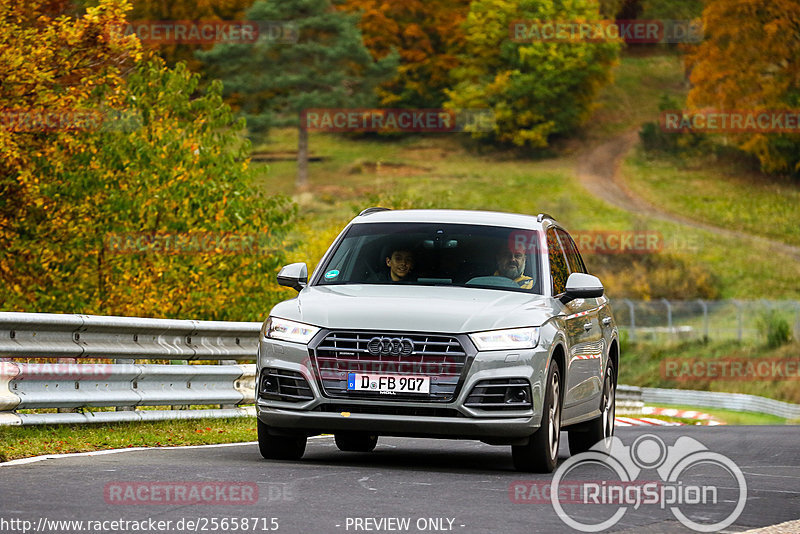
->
xmin=57 ymin=358 xmax=79 ymax=413
xmin=696 ymin=299 xmax=709 ymax=342
xmin=220 ymin=359 xmax=238 ymax=409
xmin=661 ymin=299 xmax=673 ymax=341
xmin=170 ymin=358 xmax=190 ymax=410
xmin=623 ymin=299 xmax=636 ymax=342
xmin=794 ymin=301 xmax=800 ymax=342
xmin=732 ymin=300 xmax=743 ymax=342
xmin=116 ymin=359 xmax=135 ymax=411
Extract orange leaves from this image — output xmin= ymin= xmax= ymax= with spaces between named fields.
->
xmin=338 ymin=0 xmax=471 ymax=107
xmin=686 ymin=0 xmax=800 ymax=175
xmin=1 ymin=4 xmax=297 ymax=319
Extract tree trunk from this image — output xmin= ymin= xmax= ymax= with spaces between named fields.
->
xmin=296 ymin=117 xmax=309 ymax=189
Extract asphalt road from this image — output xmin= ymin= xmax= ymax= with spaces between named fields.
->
xmin=1 ymin=426 xmax=798 ymax=534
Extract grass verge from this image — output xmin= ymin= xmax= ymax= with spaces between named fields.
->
xmin=624 ymin=149 xmax=800 ymax=248
xmin=620 ymin=340 xmax=800 ymax=403
xmin=0 ymin=417 xmax=256 ymax=463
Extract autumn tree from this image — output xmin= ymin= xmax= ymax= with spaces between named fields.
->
xmin=199 ymin=0 xmax=397 ymax=187
xmin=446 ymin=0 xmax=620 ymax=148
xmin=1 ymin=0 xmax=297 ymax=319
xmin=638 ymin=0 xmax=704 ymax=20
xmin=338 ymin=0 xmax=471 ymax=108
xmin=0 ymin=0 xmax=140 ymax=307
xmin=686 ymin=0 xmax=800 ymax=176
xmin=124 ymin=0 xmax=257 ymax=71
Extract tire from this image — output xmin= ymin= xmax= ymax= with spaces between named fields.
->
xmin=335 ymin=432 xmax=379 ymax=452
xmin=568 ymin=360 xmax=616 ymax=456
xmin=257 ymin=419 xmax=307 ymax=460
xmin=512 ymin=359 xmax=562 ymax=473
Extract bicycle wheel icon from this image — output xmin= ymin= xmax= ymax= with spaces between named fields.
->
xmin=664 ymin=451 xmax=747 ymax=532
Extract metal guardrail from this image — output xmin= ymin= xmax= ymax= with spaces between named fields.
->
xmin=615 ymin=384 xmax=644 ymax=415
xmin=2 ymin=312 xmax=798 ymax=425
xmin=640 ymin=387 xmax=800 ymax=420
xmin=618 ymin=385 xmax=800 ymax=421
xmin=0 ymin=312 xmax=260 ymax=360
xmin=0 ymin=312 xmax=261 ymax=425
xmin=0 ymin=361 xmax=257 ymax=426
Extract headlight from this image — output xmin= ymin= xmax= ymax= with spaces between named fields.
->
xmin=469 ymin=327 xmax=539 ymax=351
xmin=262 ymin=317 xmax=320 ymax=344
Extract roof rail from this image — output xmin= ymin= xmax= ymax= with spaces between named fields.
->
xmin=358 ymin=207 xmax=392 ymax=216
xmin=536 ymin=213 xmax=556 ymax=223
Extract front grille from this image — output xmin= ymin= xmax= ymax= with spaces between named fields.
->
xmin=317 ymin=404 xmax=462 ymax=418
xmin=310 ymin=331 xmax=469 ymax=401
xmin=465 ymin=378 xmax=532 ymax=410
xmin=259 ymin=368 xmax=313 ymax=403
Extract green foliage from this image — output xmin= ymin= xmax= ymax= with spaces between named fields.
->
xmin=599 ymin=0 xmax=625 ymax=18
xmin=198 ymin=0 xmax=398 ymax=136
xmin=639 ymin=94 xmax=708 ymax=155
xmin=2 ymin=56 xmax=297 ymax=319
xmin=446 ymin=0 xmax=620 ymax=148
xmin=757 ymin=310 xmax=792 ymax=349
xmin=338 ymin=0 xmax=471 ymax=108
xmin=638 ymin=0 xmax=704 ymax=20
xmin=620 ymin=339 xmax=800 ymax=405
xmin=585 ymin=252 xmax=720 ymax=300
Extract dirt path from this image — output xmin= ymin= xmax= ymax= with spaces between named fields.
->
xmin=575 ymin=129 xmax=800 ymax=261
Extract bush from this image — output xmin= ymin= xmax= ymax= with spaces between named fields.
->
xmin=639 ymin=94 xmax=709 ymax=156
xmin=446 ymin=0 xmax=620 ymax=148
xmin=758 ymin=310 xmax=792 ymax=349
xmin=585 ymin=252 xmax=720 ymax=300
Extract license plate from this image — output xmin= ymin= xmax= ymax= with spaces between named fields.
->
xmin=347 ymin=373 xmax=430 ymax=394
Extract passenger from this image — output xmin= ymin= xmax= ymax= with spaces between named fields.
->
xmin=374 ymin=246 xmax=415 ymax=282
xmin=495 ymin=244 xmax=534 ymax=289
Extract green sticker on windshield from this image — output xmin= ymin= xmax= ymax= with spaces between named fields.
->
xmin=324 ymin=269 xmax=340 ymax=279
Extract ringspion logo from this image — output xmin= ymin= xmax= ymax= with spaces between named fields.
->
xmin=540 ymin=435 xmax=747 ymax=532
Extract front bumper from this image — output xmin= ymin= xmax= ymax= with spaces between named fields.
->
xmin=257 ymin=333 xmax=551 ymax=440
xmin=258 ymin=405 xmax=537 ymax=440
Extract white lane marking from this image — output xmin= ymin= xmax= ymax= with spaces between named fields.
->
xmin=0 ymin=441 xmax=260 ymax=467
xmin=1 ymin=435 xmax=335 ymax=467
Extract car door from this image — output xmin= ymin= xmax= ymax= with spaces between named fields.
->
xmin=550 ymin=228 xmax=603 ymax=407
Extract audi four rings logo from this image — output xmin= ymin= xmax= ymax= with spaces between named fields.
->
xmin=367 ymin=337 xmax=414 ymax=356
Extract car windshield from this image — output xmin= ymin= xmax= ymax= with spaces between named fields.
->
xmin=315 ymin=222 xmax=542 ymax=294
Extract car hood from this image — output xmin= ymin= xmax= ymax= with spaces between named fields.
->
xmin=269 ymin=284 xmax=557 ymax=333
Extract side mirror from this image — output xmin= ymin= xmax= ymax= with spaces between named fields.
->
xmin=561 ymin=273 xmax=604 ymax=303
xmin=277 ymin=262 xmax=308 ymax=291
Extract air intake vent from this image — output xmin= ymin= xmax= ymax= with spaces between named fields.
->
xmin=465 ymin=378 xmax=532 ymax=410
xmin=259 ymin=368 xmax=313 ymax=403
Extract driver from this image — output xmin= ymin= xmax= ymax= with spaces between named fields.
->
xmin=495 ymin=244 xmax=534 ymax=289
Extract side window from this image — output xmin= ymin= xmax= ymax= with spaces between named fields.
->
xmin=557 ymin=229 xmax=586 ymax=274
xmin=546 ymin=228 xmax=569 ymax=295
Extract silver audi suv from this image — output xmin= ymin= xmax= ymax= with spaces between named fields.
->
xmin=256 ymin=209 xmax=619 ymax=472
